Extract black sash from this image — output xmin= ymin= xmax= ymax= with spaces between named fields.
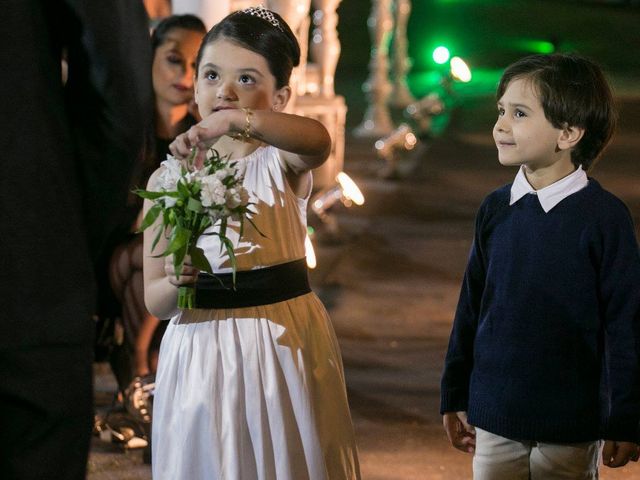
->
xmin=194 ymin=258 xmax=311 ymax=309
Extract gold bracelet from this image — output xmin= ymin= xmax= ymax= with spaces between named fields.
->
xmin=231 ymin=108 xmax=253 ymax=142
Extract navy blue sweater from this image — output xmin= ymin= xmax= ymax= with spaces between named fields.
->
xmin=440 ymin=180 xmax=640 ymax=443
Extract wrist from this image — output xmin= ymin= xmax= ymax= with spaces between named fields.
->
xmin=230 ymin=107 xmax=253 ymax=142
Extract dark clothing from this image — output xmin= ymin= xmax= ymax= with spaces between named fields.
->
xmin=0 ymin=0 xmax=152 ymax=348
xmin=0 ymin=1 xmax=151 ymax=478
xmin=0 ymin=345 xmax=94 ymax=479
xmin=440 ymin=180 xmax=640 ymax=443
xmin=152 ymin=113 xmax=198 ymax=170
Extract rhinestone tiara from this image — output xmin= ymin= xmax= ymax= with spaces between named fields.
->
xmin=241 ymin=5 xmax=284 ymax=32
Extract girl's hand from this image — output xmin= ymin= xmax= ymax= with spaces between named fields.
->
xmin=169 ymin=131 xmax=195 ymax=160
xmin=169 ymin=111 xmax=230 ymax=161
xmin=164 ymin=255 xmax=199 ymax=286
xmin=169 ymin=131 xmax=207 ymax=167
xmin=602 ymin=440 xmax=640 ymax=468
xmin=443 ymin=411 xmax=476 ymax=453
xmin=184 ymin=110 xmax=236 ymax=150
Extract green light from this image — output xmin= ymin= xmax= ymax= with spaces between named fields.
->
xmin=408 ymin=70 xmax=445 ymax=95
xmin=432 ymin=46 xmax=450 ymax=64
xmin=512 ymin=39 xmax=555 ymax=54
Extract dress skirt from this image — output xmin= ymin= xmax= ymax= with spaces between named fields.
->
xmin=151 ymin=293 xmax=360 ymax=480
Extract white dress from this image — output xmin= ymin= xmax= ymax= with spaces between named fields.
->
xmin=152 ymin=146 xmax=361 ymax=480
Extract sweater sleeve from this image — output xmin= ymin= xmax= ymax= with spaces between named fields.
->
xmin=597 ymin=200 xmax=640 ymax=442
xmin=440 ymin=197 xmax=489 ymax=414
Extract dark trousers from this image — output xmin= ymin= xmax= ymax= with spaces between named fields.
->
xmin=0 ymin=344 xmax=94 ymax=480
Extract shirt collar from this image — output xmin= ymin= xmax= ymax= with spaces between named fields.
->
xmin=510 ymin=165 xmax=588 ymax=213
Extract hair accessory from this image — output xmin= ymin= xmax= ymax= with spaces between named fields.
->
xmin=231 ymin=108 xmax=253 ymax=142
xmin=241 ymin=5 xmax=284 ymax=32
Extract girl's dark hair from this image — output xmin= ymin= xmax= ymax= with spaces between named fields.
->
xmin=497 ymin=53 xmax=617 ymax=171
xmin=151 ymin=14 xmax=207 ymax=53
xmin=195 ymin=9 xmax=300 ymax=89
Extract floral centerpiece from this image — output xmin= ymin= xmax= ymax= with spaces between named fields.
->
xmin=135 ymin=148 xmax=252 ymax=308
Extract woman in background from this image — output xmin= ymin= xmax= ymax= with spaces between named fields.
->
xmin=99 ymin=13 xmax=207 ymax=395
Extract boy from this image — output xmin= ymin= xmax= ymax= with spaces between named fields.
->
xmin=440 ymin=53 xmax=640 ymax=479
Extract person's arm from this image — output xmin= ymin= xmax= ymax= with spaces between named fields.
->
xmin=597 ymin=201 xmax=640 ymax=466
xmin=440 ymin=200 xmax=489 ymax=417
xmin=142 ymin=169 xmax=200 ymax=320
xmin=170 ymin=109 xmax=332 ymax=195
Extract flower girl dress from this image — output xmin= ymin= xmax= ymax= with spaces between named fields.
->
xmin=151 ymin=145 xmax=361 ymax=480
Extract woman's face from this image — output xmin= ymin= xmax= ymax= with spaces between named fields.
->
xmin=194 ymin=37 xmax=290 ymax=119
xmin=152 ymin=27 xmax=204 ymax=108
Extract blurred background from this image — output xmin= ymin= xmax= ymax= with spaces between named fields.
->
xmin=337 ymin=0 xmax=640 ymax=131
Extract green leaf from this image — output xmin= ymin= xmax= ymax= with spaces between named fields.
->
xmin=134 ymin=189 xmax=177 ymax=200
xmin=187 ymin=146 xmax=198 ymax=169
xmin=235 ymin=212 xmax=245 ymax=234
xmin=189 ymin=245 xmax=213 ymax=274
xmin=151 ymin=224 xmax=164 ymax=252
xmin=165 ymin=225 xmax=192 ymax=255
xmin=187 ymin=197 xmax=203 ymax=213
xmin=172 ymin=242 xmax=189 ymax=279
xmin=218 ymin=217 xmax=227 ymax=241
xmin=177 ymin=178 xmax=190 ymax=197
xmin=137 ymin=204 xmax=162 ymax=232
xmin=197 ymin=215 xmax=212 ymax=234
xmin=219 ymin=235 xmax=237 ymax=288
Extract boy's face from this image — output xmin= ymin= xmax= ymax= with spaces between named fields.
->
xmin=493 ymin=78 xmax=566 ymax=171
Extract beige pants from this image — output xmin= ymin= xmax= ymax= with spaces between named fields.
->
xmin=473 ymin=428 xmax=602 ymax=480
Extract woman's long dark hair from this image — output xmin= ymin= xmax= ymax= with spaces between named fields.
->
xmin=136 ymin=14 xmax=207 ymax=190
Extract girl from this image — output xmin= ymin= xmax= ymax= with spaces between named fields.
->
xmin=103 ymin=14 xmax=207 ymax=388
xmin=143 ymin=7 xmax=361 ymax=480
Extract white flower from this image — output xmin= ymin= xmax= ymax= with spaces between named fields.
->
xmin=214 ymin=166 xmax=235 ymax=182
xmin=200 ymin=175 xmax=226 ymax=208
xmin=225 ymin=186 xmax=249 ymax=209
xmin=190 ymin=167 xmax=209 ymax=180
xmin=184 ymin=171 xmax=198 ymax=184
xmin=163 ymin=196 xmax=177 ymax=208
xmin=156 ymin=155 xmax=183 ymax=191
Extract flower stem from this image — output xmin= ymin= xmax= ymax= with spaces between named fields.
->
xmin=177 ymin=286 xmax=196 ymax=309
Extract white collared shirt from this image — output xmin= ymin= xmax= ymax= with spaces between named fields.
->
xmin=509 ymin=166 xmax=588 ymax=213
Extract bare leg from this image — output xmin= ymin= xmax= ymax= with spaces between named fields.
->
xmin=109 ymin=235 xmax=162 ymax=377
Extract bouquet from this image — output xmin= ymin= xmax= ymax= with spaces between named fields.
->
xmin=135 ymin=148 xmax=252 ymax=308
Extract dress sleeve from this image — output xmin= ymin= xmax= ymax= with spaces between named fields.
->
xmin=598 ymin=201 xmax=640 ymax=442
xmin=440 ymin=198 xmax=489 ymax=414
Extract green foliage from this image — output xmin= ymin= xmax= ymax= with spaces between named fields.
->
xmin=135 ymin=148 xmax=254 ymax=306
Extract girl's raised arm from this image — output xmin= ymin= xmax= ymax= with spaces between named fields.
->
xmin=173 ymin=109 xmax=332 ymax=174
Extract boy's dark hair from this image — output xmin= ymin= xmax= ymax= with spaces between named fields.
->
xmin=151 ymin=14 xmax=207 ymax=53
xmin=195 ymin=9 xmax=300 ymax=89
xmin=497 ymin=53 xmax=617 ymax=170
